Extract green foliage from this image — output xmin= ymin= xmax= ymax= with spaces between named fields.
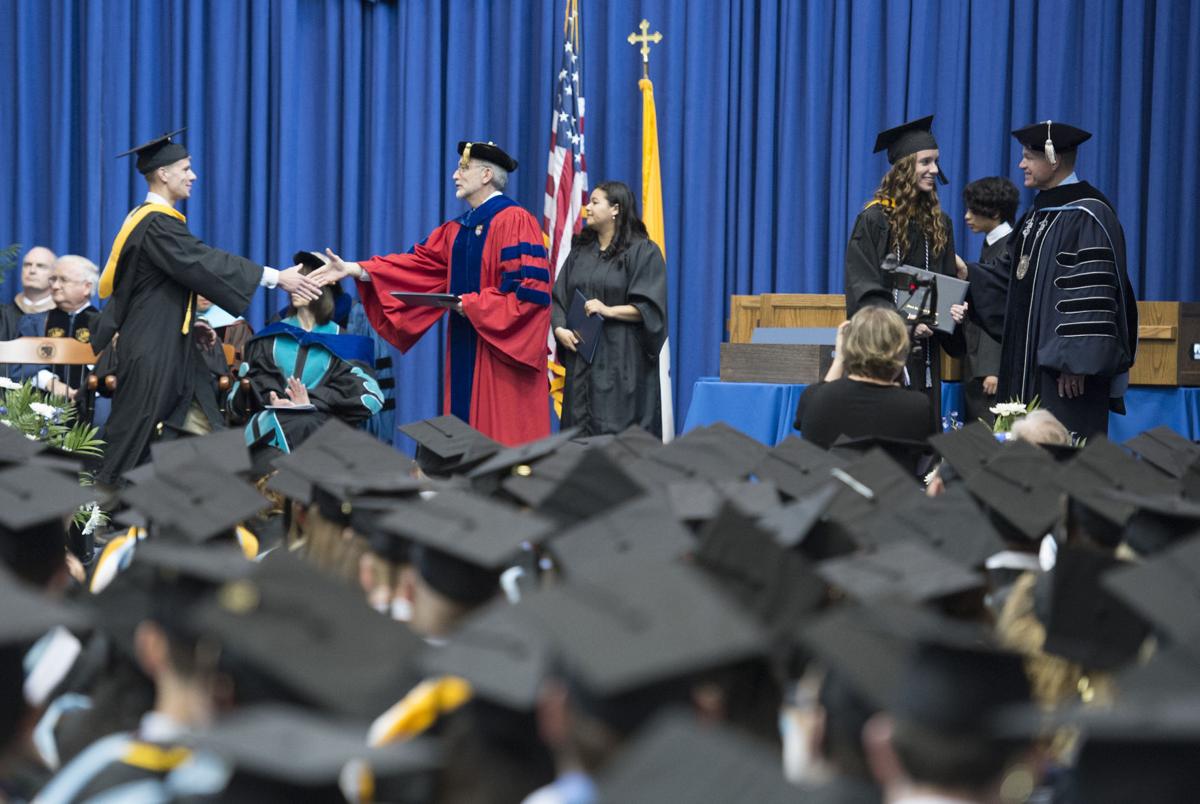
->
xmin=0 ymin=243 xmax=20 ymax=280
xmin=0 ymin=379 xmax=107 ymax=525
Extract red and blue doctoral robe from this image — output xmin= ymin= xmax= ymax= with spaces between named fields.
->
xmin=357 ymin=195 xmax=553 ymax=445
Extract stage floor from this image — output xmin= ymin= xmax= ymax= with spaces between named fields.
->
xmin=682 ymin=378 xmax=1200 ymax=446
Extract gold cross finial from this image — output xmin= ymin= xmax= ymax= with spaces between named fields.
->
xmin=627 ymin=19 xmax=662 ymax=77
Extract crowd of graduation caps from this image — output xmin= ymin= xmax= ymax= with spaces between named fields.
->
xmin=2 ymin=405 xmax=1200 ymax=803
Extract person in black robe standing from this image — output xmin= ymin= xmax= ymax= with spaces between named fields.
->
xmin=844 ymin=116 xmax=964 ymax=432
xmin=551 ymin=181 xmax=668 ymax=437
xmin=959 ymin=122 xmax=1137 ymax=438
xmin=92 ymin=129 xmax=320 ymax=485
xmin=958 ymin=177 xmax=1018 ymax=425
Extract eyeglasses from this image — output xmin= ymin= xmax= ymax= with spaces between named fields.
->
xmin=49 ymin=276 xmax=87 ymax=285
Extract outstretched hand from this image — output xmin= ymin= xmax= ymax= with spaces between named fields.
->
xmin=307 ymin=248 xmax=362 ymax=286
xmin=277 ymin=264 xmax=322 ymax=301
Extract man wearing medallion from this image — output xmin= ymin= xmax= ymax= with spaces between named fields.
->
xmin=961 ymin=121 xmax=1137 ymax=438
xmin=13 ymin=254 xmax=101 ymax=398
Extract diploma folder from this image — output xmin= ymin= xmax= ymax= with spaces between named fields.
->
xmin=892 ymin=267 xmax=969 ymax=334
xmin=389 ymin=292 xmax=461 ymax=309
xmin=566 ymin=289 xmax=604 ymax=364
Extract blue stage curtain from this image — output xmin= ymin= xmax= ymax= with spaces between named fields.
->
xmin=1 ymin=0 xmax=1197 ymax=441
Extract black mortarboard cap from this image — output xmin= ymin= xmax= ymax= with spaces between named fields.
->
xmin=928 ymin=421 xmax=1002 ymax=482
xmin=963 ymin=440 xmax=1065 ymax=541
xmin=420 ymin=598 xmax=550 ymax=711
xmin=466 ymin=427 xmax=581 ymax=490
xmin=0 ymin=566 xmax=89 ymax=645
xmin=1102 ymin=535 xmax=1200 ymax=663
xmin=1106 ymin=490 xmax=1200 ymax=555
xmin=548 ymin=494 xmax=695 ymax=579
xmin=496 ymin=440 xmax=589 ymax=508
xmin=193 ymin=551 xmax=423 ymax=718
xmin=0 ymin=422 xmax=48 ymax=466
xmin=1011 ymin=120 xmax=1092 ymax=156
xmin=1056 ymin=435 xmax=1171 ymax=529
xmin=399 ymin=414 xmax=502 ymax=476
xmin=754 ymin=435 xmax=848 ymax=500
xmin=117 ymin=128 xmax=189 ymax=175
xmin=291 ymin=250 xmax=327 ymax=270
xmin=1034 ymin=545 xmax=1150 ymax=670
xmin=758 ymin=481 xmax=840 ymax=550
xmin=119 ymin=460 xmax=268 ymax=543
xmin=148 ymin=427 xmax=253 ymax=476
xmin=272 ymin=418 xmax=420 ymax=498
xmin=518 ymin=447 xmax=647 ymax=526
xmin=829 ymin=434 xmax=933 ymax=477
xmin=644 ymin=423 xmax=768 ymax=482
xmin=797 ymin=602 xmax=994 ymax=710
xmin=893 ymin=641 xmax=1031 ymax=735
xmin=378 ymin=490 xmax=555 ymax=573
xmin=457 ymin=140 xmax=518 ymax=172
xmin=264 ymin=466 xmax=314 ymax=505
xmin=1122 ymin=425 xmax=1200 ymax=479
xmin=817 ymin=540 xmax=982 ymax=604
xmin=848 ymin=484 xmax=1008 ymax=569
xmin=665 ymin=478 xmax=781 ymax=525
xmin=595 ymin=711 xmax=798 ymax=804
xmin=0 ymin=464 xmax=98 ymax=531
xmin=185 ymin=704 xmax=440 ymax=791
xmin=521 ymin=562 xmax=767 ymax=700
xmin=820 ymin=448 xmax=921 ymax=543
xmin=600 ymin=425 xmax=665 ymax=461
xmin=694 ymin=502 xmax=827 ymax=633
xmin=873 ymin=115 xmax=948 ymax=184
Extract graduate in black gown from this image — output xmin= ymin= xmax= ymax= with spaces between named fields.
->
xmin=551 ymin=181 xmax=668 ymax=437
xmin=844 ymin=116 xmax=965 ymax=431
xmin=961 ymin=122 xmax=1137 ymax=438
xmin=91 ymin=129 xmax=320 ymax=485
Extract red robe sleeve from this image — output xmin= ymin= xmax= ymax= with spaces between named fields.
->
xmin=355 ymin=221 xmax=458 ymax=352
xmin=460 ymin=207 xmax=553 ymax=371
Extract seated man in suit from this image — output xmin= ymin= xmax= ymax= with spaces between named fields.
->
xmin=14 ymin=254 xmax=101 ymax=400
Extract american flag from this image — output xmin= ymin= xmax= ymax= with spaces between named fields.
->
xmin=543 ymin=0 xmax=587 ymax=276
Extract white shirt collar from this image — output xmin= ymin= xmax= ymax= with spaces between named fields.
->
xmin=145 ymin=191 xmax=174 ymax=207
xmin=139 ymin=710 xmax=188 ymax=743
xmin=1058 ymin=171 xmax=1080 ymax=186
xmin=985 ymin=221 xmax=1013 ymax=245
xmin=66 ymin=301 xmax=92 ymax=315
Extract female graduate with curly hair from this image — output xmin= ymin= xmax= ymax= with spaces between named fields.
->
xmin=843 ymin=115 xmax=964 ymax=429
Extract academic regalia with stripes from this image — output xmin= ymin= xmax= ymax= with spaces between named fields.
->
xmin=230 ymin=317 xmax=385 ymax=453
xmin=356 ymin=194 xmax=554 ymax=445
xmin=967 ymin=181 xmax=1137 ymax=437
xmin=92 ymin=201 xmax=262 ymax=484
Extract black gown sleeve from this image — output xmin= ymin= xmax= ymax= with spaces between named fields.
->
xmin=965 ymin=227 xmax=1016 ymax=341
xmin=625 ymin=239 xmax=668 ymax=357
xmin=843 ymin=206 xmax=894 ymax=318
xmin=140 ymin=216 xmax=263 ymax=316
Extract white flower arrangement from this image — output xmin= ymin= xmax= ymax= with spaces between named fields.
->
xmin=0 ymin=377 xmax=21 ymax=391
xmin=990 ymin=396 xmax=1041 ymax=434
xmin=29 ymin=401 xmax=59 ymax=419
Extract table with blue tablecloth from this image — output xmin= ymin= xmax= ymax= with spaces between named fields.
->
xmin=681 ymin=377 xmax=1200 ymax=445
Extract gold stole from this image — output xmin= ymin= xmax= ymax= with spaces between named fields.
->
xmin=100 ymin=204 xmax=195 ymax=333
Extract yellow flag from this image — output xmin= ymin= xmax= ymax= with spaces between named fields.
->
xmin=638 ymin=77 xmax=674 ymax=441
xmin=638 ymin=78 xmax=666 ymax=262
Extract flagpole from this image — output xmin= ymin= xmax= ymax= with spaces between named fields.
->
xmin=627 ymin=20 xmax=674 ymax=442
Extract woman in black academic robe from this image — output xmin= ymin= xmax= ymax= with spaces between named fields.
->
xmin=844 ymin=116 xmax=964 ymax=431
xmin=228 ymin=267 xmax=384 ymax=454
xmin=551 ymin=181 xmax=668 ymax=438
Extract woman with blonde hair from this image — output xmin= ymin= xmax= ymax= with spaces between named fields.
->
xmin=844 ymin=116 xmax=964 ymax=429
xmin=793 ymin=306 xmax=934 ymax=449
